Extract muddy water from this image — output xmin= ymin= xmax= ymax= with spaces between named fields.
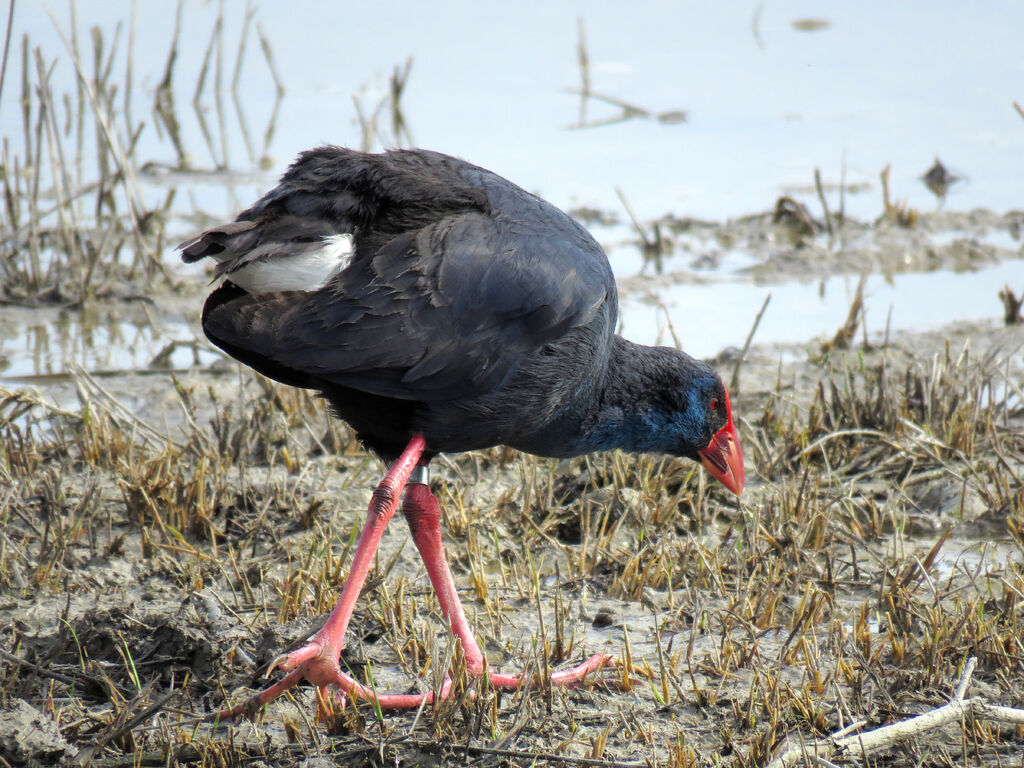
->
xmin=619 ymin=255 xmax=1024 ymax=358
xmin=2 ymin=228 xmax=1020 ymax=379
xmin=8 ymin=2 xmax=1022 ymax=221
xmin=4 ymin=3 xmax=1023 ymax=377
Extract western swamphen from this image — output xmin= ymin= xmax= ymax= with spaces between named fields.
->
xmin=181 ymin=147 xmax=743 ymax=719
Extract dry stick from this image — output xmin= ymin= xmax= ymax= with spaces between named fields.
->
xmin=69 ymin=0 xmax=85 ymax=186
xmin=96 ymin=26 xmax=121 ymax=116
xmin=90 ymin=26 xmax=110 ymax=221
xmin=26 ymin=38 xmax=46 ymax=288
xmin=567 ymin=112 xmax=637 ymax=131
xmin=656 ymin=304 xmax=682 ymax=349
xmin=567 ymin=88 xmax=649 ymax=118
xmin=0 ymin=0 xmax=15 ymax=107
xmin=153 ymin=0 xmax=185 ymax=167
xmin=838 ymin=152 xmax=846 ymax=227
xmin=192 ymin=16 xmax=223 ymax=168
xmin=353 ymin=93 xmax=376 ymax=152
xmin=880 ymin=163 xmax=892 ymax=212
xmin=93 ymin=23 xmax=125 ymax=240
xmin=765 ymin=657 xmax=1024 ymax=768
xmin=614 ymin=186 xmax=653 ymax=249
xmin=576 ymin=16 xmax=590 ymax=126
xmin=565 ymin=87 xmax=655 ymax=129
xmin=214 ymin=0 xmax=228 ymax=170
xmin=45 ymin=7 xmax=155 ymax=272
xmin=389 ymin=57 xmax=413 ymax=147
xmin=259 ymin=79 xmax=283 ymax=162
xmin=123 ymin=0 xmax=136 ymax=144
xmin=729 ymin=293 xmax=771 ymax=394
xmin=230 ymin=0 xmax=257 ymax=164
xmin=1 ymin=139 xmax=15 ymax=232
xmin=751 ymin=2 xmax=765 ymax=49
xmin=256 ymin=21 xmax=284 ymax=96
xmin=352 ymin=77 xmax=397 ymax=152
xmin=35 ymin=49 xmax=85 ymax=272
xmin=255 ymin=21 xmax=284 ymax=159
xmin=79 ymin=203 xmax=108 ymax=294
xmin=1014 ymin=100 xmax=1024 ymax=122
xmin=813 ymin=168 xmax=833 ymax=237
xmin=229 ymin=0 xmax=255 ymax=94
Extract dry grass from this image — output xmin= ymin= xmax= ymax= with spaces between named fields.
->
xmin=2 ymin=9 xmax=1023 ymax=768
xmin=1 ymin=332 xmax=1021 ymax=766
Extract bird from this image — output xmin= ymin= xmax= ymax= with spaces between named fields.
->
xmin=180 ymin=147 xmax=744 ymax=720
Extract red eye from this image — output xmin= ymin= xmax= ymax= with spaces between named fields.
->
xmin=710 ymin=398 xmax=719 ymax=411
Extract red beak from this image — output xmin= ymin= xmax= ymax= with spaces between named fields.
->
xmin=697 ymin=389 xmax=744 ymax=495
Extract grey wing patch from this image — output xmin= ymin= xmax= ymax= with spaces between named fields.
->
xmin=179 ymin=220 xmax=258 ymax=263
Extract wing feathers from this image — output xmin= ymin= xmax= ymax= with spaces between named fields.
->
xmin=187 ymin=148 xmax=615 ymax=403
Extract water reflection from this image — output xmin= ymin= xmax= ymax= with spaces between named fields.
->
xmin=5 ymin=2 xmax=1022 ymax=223
xmin=0 ymin=306 xmax=213 ymax=380
xmin=618 ymin=258 xmax=1024 ymax=358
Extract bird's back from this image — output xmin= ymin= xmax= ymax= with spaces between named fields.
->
xmin=182 ymin=148 xmax=617 ymax=460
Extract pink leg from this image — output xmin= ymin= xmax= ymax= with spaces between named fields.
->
xmin=401 ymin=483 xmax=614 ymax=692
xmin=209 ymin=440 xmax=613 ymax=723
xmin=211 ymin=436 xmax=449 ymax=721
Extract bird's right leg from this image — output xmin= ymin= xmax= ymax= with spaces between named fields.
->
xmin=210 ymin=436 xmax=430 ymax=722
xmin=401 ymin=482 xmax=614 ymax=692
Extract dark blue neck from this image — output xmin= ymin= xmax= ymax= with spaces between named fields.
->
xmin=513 ymin=337 xmax=715 ymax=459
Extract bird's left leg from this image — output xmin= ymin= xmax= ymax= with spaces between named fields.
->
xmin=209 ymin=436 xmax=436 ymax=722
xmin=401 ymin=481 xmax=614 ymax=692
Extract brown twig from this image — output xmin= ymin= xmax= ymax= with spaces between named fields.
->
xmin=614 ymin=186 xmax=653 ymax=250
xmin=0 ymin=0 xmax=15 ymax=106
xmin=729 ymin=293 xmax=771 ymax=394
xmin=814 ymin=167 xmax=833 ymax=237
xmin=767 ymin=657 xmax=1024 ymax=768
xmin=822 ymin=275 xmax=866 ymax=352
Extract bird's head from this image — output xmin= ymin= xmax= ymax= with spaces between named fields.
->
xmin=575 ymin=342 xmax=745 ymax=496
xmin=645 ymin=359 xmax=744 ymax=496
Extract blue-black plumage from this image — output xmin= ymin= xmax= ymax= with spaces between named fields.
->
xmin=182 ymin=147 xmax=742 ymax=486
xmin=180 ymin=147 xmax=743 ymax=718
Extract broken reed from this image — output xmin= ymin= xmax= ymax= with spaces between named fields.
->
xmin=2 ymin=24 xmax=160 ymax=302
xmin=0 ymin=5 xmax=282 ymax=304
xmin=759 ymin=340 xmax=1020 ymax=478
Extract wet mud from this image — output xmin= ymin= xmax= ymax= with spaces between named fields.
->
xmin=2 ymin=207 xmax=1023 ymax=767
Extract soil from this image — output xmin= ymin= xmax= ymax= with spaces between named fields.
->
xmin=1 ymin=208 xmax=1023 ymax=767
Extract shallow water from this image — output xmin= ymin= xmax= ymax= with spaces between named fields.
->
xmin=0 ymin=307 xmax=212 ymax=380
xmin=930 ymin=539 xmax=1021 ymax=582
xmin=2 ymin=255 xmax=1017 ymax=379
xmin=2 ymin=3 xmax=1022 ymax=377
xmin=619 ymin=257 xmax=1024 ymax=358
xmin=6 ymin=2 xmax=1021 ymax=221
